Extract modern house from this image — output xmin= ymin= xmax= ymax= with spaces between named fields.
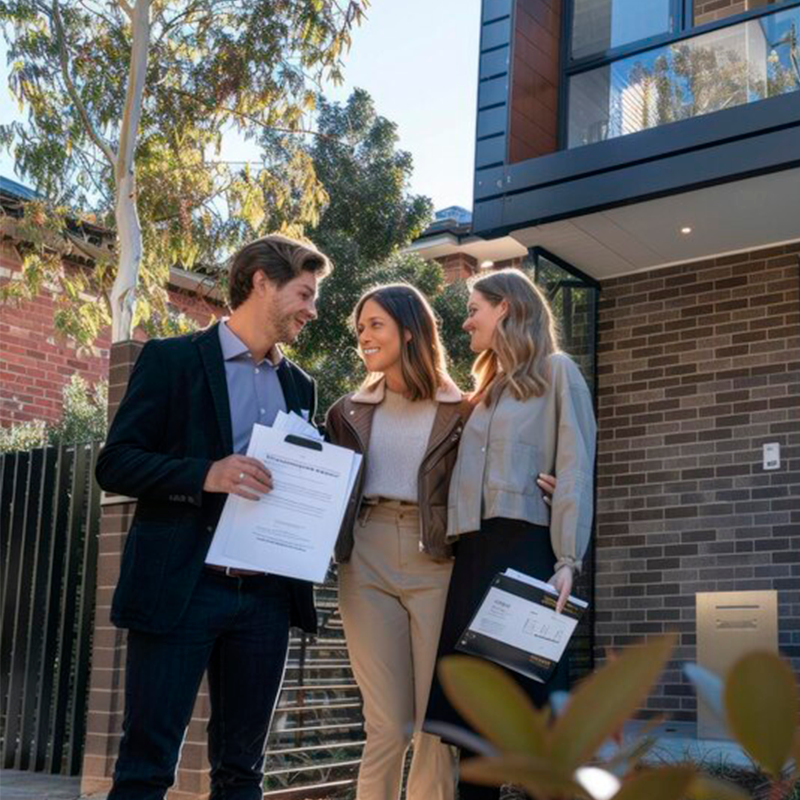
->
xmin=411 ymin=0 xmax=800 ymax=721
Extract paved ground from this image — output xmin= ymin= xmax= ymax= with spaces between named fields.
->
xmin=624 ymin=720 xmax=751 ymax=769
xmin=0 ymin=728 xmax=751 ymax=800
xmin=0 ymin=770 xmax=86 ymax=800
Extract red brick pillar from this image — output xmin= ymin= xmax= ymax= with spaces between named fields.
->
xmin=437 ymin=252 xmax=478 ymax=284
xmin=81 ymin=341 xmax=211 ymax=800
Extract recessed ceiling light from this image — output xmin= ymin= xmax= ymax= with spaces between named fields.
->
xmin=680 ymin=226 xmax=692 ymax=234
xmin=480 ymin=260 xmax=494 ymax=268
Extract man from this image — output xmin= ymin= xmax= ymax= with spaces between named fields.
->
xmin=96 ymin=235 xmax=332 ymax=800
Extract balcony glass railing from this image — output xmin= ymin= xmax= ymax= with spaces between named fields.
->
xmin=567 ymin=5 xmax=800 ymax=148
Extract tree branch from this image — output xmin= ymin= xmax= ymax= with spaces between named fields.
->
xmin=118 ymin=0 xmax=133 ymax=19
xmin=51 ymin=0 xmax=117 ymax=167
xmin=165 ymin=87 xmax=347 ymax=143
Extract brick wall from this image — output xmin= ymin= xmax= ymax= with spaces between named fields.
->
xmin=437 ymin=252 xmax=478 ymax=284
xmin=595 ymin=241 xmax=800 ymax=720
xmin=1 ymin=242 xmax=223 ymax=427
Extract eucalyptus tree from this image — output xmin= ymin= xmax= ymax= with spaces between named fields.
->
xmin=0 ymin=0 xmax=367 ymax=343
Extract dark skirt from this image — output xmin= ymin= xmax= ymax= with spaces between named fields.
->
xmin=425 ymin=517 xmax=569 ymax=739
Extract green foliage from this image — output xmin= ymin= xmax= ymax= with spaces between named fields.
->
xmin=0 ymin=417 xmax=49 ymax=453
xmin=287 ymin=89 xmax=447 ymax=413
xmin=0 ymin=0 xmax=367 ymax=342
xmin=723 ymin=652 xmax=799 ymax=778
xmin=53 ymin=373 xmax=108 ymax=444
xmin=440 ymin=640 xmax=800 ymax=800
xmin=0 ymin=374 xmax=108 ymax=453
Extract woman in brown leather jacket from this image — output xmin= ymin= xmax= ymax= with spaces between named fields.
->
xmin=325 ymin=283 xmax=472 ymax=800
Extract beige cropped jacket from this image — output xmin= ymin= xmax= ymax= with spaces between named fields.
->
xmin=447 ymin=352 xmax=597 ymax=572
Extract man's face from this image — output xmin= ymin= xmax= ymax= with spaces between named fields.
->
xmin=269 ymin=272 xmax=319 ymax=344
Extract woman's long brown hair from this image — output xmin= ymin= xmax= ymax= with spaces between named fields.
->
xmin=353 ymin=283 xmax=451 ymax=401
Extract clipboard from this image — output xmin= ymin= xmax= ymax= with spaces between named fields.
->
xmin=205 ymin=423 xmax=361 ymax=582
xmin=455 ymin=570 xmax=587 ymax=683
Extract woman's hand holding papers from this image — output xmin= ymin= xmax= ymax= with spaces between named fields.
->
xmin=548 ymin=564 xmax=574 ymax=614
xmin=203 ymin=455 xmax=273 ymax=501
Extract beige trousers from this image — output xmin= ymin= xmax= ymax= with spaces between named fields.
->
xmin=338 ymin=501 xmax=456 ymax=800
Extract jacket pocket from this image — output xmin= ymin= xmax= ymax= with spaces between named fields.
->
xmin=116 ymin=521 xmax=179 ymax=620
xmin=486 ymin=440 xmax=540 ymax=495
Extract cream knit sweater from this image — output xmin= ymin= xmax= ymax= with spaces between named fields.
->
xmin=362 ymin=389 xmax=437 ymax=503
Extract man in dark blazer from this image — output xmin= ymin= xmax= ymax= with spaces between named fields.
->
xmin=96 ymin=235 xmax=332 ymax=800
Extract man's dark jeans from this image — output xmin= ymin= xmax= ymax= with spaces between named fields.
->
xmin=108 ymin=569 xmax=292 ymax=800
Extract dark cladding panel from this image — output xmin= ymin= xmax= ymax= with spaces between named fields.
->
xmin=483 ymin=0 xmax=514 ymax=21
xmin=476 ymin=135 xmax=507 ymax=168
xmin=479 ymin=45 xmax=511 ymax=79
xmin=482 ymin=15 xmax=513 ymax=49
xmin=474 ymin=0 xmax=514 ymax=191
xmin=479 ymin=75 xmax=510 ymax=108
xmin=478 ymin=106 xmax=508 ymax=139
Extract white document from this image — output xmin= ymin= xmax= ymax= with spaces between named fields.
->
xmin=470 ymin=587 xmax=579 ymax=665
xmin=273 ymin=410 xmax=323 ymax=441
xmin=205 ymin=424 xmax=361 ymax=582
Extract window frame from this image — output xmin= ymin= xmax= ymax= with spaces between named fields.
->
xmin=558 ymin=0 xmax=800 ymax=148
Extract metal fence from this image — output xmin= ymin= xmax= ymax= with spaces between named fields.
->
xmin=0 ymin=442 xmax=101 ymax=776
xmin=265 ymin=576 xmax=364 ymax=798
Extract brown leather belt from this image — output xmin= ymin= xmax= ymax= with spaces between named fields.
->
xmin=205 ymin=564 xmax=267 ymax=578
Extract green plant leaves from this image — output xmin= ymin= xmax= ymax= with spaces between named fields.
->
xmin=550 ymin=634 xmax=677 ymax=770
xmin=437 ymin=655 xmax=549 ymax=756
xmin=723 ymin=650 xmax=799 ymax=777
xmin=687 ymin=776 xmax=751 ymax=800
xmin=611 ymin=767 xmax=695 ymax=800
xmin=459 ymin=755 xmax=590 ymax=800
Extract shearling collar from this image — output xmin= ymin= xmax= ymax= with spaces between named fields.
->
xmin=351 ymin=375 xmax=463 ymax=405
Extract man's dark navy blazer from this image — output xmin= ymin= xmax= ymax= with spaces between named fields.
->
xmin=96 ymin=322 xmax=318 ymax=635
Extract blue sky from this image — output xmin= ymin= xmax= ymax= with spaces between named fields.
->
xmin=0 ymin=1 xmax=481 ymax=212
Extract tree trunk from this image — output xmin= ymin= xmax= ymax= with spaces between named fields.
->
xmin=110 ymin=0 xmax=151 ymax=343
xmin=111 ymin=170 xmax=143 ymax=342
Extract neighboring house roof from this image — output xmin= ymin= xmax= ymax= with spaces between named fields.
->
xmin=0 ymin=175 xmax=224 ymax=303
xmin=0 ymin=175 xmax=43 ymax=202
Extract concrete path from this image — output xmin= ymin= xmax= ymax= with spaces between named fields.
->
xmin=0 ymin=770 xmax=84 ymax=800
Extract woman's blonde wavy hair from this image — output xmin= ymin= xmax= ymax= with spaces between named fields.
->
xmin=469 ymin=268 xmax=560 ymax=405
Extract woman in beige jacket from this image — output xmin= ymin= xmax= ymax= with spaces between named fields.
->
xmin=426 ymin=268 xmax=597 ymax=800
xmin=325 ymin=283 xmax=472 ymax=800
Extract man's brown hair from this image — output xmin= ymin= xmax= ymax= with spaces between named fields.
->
xmin=228 ymin=234 xmax=332 ymax=309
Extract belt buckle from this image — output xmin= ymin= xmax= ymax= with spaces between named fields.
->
xmin=225 ymin=566 xmax=235 ymax=577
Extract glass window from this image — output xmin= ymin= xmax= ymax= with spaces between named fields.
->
xmin=571 ymin=0 xmax=673 ymax=60
xmin=567 ymin=5 xmax=800 ymax=147
xmin=693 ymin=0 xmax=783 ymax=28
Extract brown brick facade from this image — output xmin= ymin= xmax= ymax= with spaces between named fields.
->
xmin=594 ymin=241 xmax=800 ymax=719
xmin=509 ymin=0 xmax=562 ymax=162
xmin=1 ymin=243 xmax=223 ymax=428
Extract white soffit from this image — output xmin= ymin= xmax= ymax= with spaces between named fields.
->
xmin=406 ymin=233 xmax=528 ymax=262
xmin=510 ymin=167 xmax=800 ymax=280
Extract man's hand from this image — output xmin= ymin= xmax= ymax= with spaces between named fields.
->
xmin=537 ymin=473 xmax=556 ymax=505
xmin=548 ymin=565 xmax=574 ymax=614
xmin=203 ymin=455 xmax=273 ymax=501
